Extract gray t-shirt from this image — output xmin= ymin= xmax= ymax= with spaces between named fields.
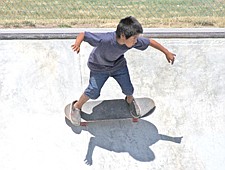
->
xmin=84 ymin=31 xmax=150 ymax=72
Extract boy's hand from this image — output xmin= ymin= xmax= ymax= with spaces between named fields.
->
xmin=149 ymin=39 xmax=176 ymax=65
xmin=71 ymin=32 xmax=85 ymax=54
xmin=165 ymin=52 xmax=176 ymax=65
xmin=71 ymin=44 xmax=80 ymax=54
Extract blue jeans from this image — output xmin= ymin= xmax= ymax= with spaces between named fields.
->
xmin=84 ymin=66 xmax=134 ymax=99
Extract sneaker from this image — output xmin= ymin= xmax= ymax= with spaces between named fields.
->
xmin=70 ymin=101 xmax=81 ymax=126
xmin=125 ymin=97 xmax=141 ymax=118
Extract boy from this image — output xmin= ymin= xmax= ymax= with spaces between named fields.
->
xmin=69 ymin=16 xmax=175 ymax=126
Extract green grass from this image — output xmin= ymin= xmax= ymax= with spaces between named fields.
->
xmin=1 ymin=0 xmax=224 ymax=28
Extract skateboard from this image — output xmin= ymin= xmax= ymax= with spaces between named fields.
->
xmin=64 ymin=97 xmax=155 ymax=126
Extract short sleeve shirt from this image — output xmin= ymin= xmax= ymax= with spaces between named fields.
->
xmin=84 ymin=31 xmax=150 ymax=72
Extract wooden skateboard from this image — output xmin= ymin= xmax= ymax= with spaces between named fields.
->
xmin=64 ymin=97 xmax=155 ymax=126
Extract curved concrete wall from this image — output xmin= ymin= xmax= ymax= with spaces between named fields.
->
xmin=0 ymin=30 xmax=225 ymax=169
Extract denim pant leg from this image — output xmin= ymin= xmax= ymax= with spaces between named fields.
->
xmin=84 ymin=71 xmax=109 ymax=99
xmin=112 ymin=66 xmax=134 ymax=96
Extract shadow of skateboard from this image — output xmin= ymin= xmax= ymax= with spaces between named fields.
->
xmin=65 ymin=98 xmax=156 ymax=126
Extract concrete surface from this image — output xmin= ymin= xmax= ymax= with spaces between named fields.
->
xmin=0 ymin=35 xmax=225 ymax=170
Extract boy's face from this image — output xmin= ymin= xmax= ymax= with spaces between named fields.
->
xmin=120 ymin=34 xmax=139 ymax=48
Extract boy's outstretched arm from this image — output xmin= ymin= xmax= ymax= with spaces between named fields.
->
xmin=71 ymin=32 xmax=85 ymax=54
xmin=149 ymin=39 xmax=176 ymax=65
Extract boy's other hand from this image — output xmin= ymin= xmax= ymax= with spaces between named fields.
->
xmin=71 ymin=44 xmax=80 ymax=54
xmin=166 ymin=52 xmax=176 ymax=65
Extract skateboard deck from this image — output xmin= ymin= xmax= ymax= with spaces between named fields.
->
xmin=64 ymin=98 xmax=155 ymax=126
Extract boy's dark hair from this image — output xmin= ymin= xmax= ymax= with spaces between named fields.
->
xmin=116 ymin=16 xmax=143 ymax=39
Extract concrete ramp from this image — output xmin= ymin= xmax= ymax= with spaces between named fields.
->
xmin=0 ymin=36 xmax=225 ymax=170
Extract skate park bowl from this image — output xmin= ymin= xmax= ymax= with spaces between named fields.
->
xmin=0 ymin=28 xmax=225 ymax=170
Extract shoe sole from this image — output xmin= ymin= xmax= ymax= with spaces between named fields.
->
xmin=69 ymin=102 xmax=81 ymax=126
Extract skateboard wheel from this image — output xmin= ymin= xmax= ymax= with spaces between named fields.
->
xmin=132 ymin=118 xmax=139 ymax=122
xmin=80 ymin=122 xmax=88 ymax=126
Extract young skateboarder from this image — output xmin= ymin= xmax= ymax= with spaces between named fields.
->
xmin=70 ymin=16 xmax=175 ymax=126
